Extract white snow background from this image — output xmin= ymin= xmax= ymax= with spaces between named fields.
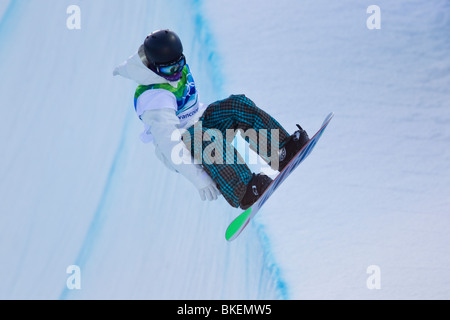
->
xmin=0 ymin=0 xmax=449 ymax=299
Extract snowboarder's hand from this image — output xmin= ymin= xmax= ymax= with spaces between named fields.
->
xmin=198 ymin=184 xmax=221 ymax=201
xmin=196 ymin=170 xmax=221 ymax=201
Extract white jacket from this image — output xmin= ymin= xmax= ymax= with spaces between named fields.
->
xmin=113 ymin=50 xmax=219 ymax=196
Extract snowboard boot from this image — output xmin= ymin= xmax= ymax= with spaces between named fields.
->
xmin=240 ymin=173 xmax=273 ymax=210
xmin=278 ymin=124 xmax=310 ymax=172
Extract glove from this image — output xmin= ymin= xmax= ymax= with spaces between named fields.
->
xmin=198 ymin=183 xmax=221 ymax=201
xmin=196 ymin=170 xmax=221 ymax=201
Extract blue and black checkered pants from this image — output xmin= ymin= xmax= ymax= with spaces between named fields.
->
xmin=184 ymin=95 xmax=290 ymax=208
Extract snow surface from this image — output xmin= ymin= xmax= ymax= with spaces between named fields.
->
xmin=1 ymin=0 xmax=449 ymax=299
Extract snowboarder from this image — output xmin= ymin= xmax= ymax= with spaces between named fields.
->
xmin=113 ymin=29 xmax=309 ymax=209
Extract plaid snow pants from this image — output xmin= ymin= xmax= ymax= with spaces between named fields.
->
xmin=184 ymin=95 xmax=290 ymax=208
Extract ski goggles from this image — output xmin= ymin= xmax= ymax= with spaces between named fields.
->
xmin=156 ymin=55 xmax=186 ymax=76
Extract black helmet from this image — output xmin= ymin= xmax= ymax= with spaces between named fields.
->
xmin=143 ymin=29 xmax=183 ymax=65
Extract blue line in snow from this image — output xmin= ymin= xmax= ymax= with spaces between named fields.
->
xmin=0 ymin=0 xmax=25 ymax=56
xmin=192 ymin=0 xmax=290 ymax=300
xmin=255 ymin=222 xmax=290 ymax=299
xmin=59 ymin=110 xmax=133 ymax=300
xmin=191 ymin=0 xmax=224 ymax=99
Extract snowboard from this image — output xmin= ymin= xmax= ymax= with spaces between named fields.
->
xmin=225 ymin=112 xmax=334 ymax=241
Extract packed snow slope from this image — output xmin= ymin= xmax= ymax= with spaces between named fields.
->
xmin=0 ymin=0 xmax=281 ymax=299
xmin=1 ymin=0 xmax=450 ymax=300
xmin=204 ymin=0 xmax=450 ymax=299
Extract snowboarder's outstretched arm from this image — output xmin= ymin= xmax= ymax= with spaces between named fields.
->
xmin=140 ymin=108 xmax=221 ymax=201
